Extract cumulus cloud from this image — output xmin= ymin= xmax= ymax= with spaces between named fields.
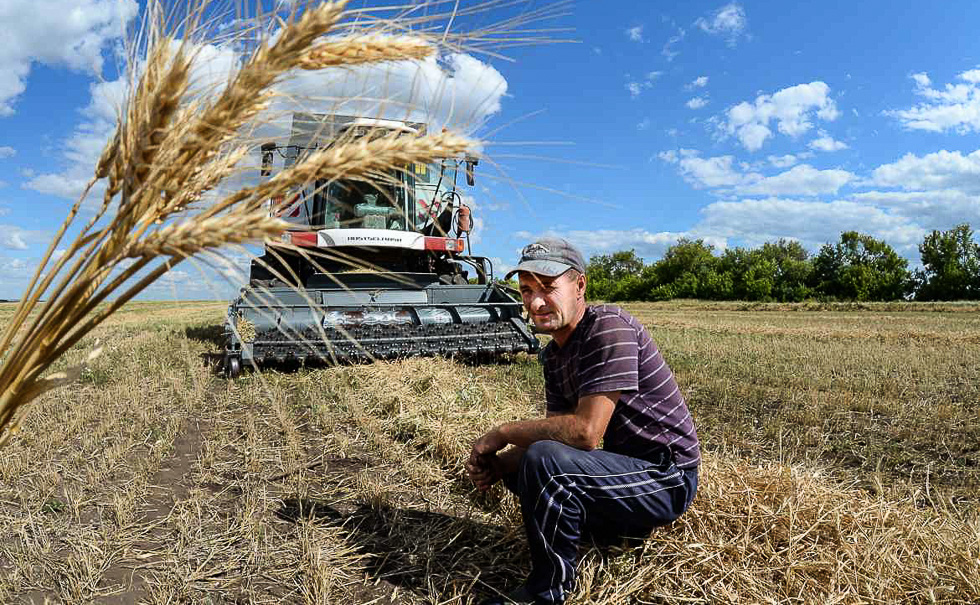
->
xmin=736 ymin=164 xmax=854 ymax=196
xmin=272 ymin=52 xmax=509 ymax=134
xmin=696 ymin=3 xmax=748 ymax=45
xmin=0 ymin=225 xmax=44 ymax=250
xmin=25 ymin=36 xmax=510 ymax=203
xmin=767 ymin=154 xmax=799 ymax=168
xmin=888 ymin=68 xmax=980 ymax=133
xmin=690 ymin=76 xmax=709 ymax=88
xmin=849 ymin=189 xmax=980 ymax=228
xmin=722 ymin=81 xmax=840 ymax=151
xmin=0 ymin=147 xmax=15 ymax=159
xmin=0 ymin=0 xmax=138 ymax=116
xmin=661 ymin=149 xmax=853 ymax=196
xmin=626 ymin=25 xmax=645 ymax=42
xmin=660 ymin=150 xmax=749 ymax=188
xmin=809 ymin=131 xmax=848 ymax=152
xmin=698 ymin=198 xmax=920 ymax=250
xmin=625 ymin=71 xmax=662 ymax=99
xmin=910 ymin=72 xmax=931 ymax=88
xmin=662 ymin=27 xmax=686 ymax=62
xmin=516 ymin=228 xmax=726 ymax=261
xmin=686 ymin=96 xmax=708 ymax=109
xmin=25 ymin=41 xmax=236 ymax=202
xmin=871 ymin=148 xmax=980 ymax=192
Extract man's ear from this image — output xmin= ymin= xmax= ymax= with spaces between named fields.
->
xmin=577 ymin=273 xmax=587 ymax=297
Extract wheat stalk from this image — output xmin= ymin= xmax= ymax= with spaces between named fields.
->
xmin=0 ymin=0 xmax=474 ymax=445
xmin=298 ymin=35 xmax=433 ymax=69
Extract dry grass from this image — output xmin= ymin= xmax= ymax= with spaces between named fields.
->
xmin=627 ymin=302 xmax=980 ymax=507
xmin=0 ymin=301 xmax=977 ymax=603
xmin=0 ymin=0 xmax=474 ymax=446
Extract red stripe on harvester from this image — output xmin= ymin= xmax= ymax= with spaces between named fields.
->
xmin=289 ymin=231 xmax=318 ymax=247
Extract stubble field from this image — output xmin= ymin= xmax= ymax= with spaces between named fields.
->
xmin=0 ymin=300 xmax=977 ymax=604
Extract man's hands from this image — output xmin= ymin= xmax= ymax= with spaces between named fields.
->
xmin=464 ymin=392 xmax=619 ymax=491
xmin=466 ymin=451 xmax=504 ymax=492
xmin=466 ymin=428 xmax=507 ymax=491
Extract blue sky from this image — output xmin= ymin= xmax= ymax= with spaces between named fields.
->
xmin=2 ymin=0 xmax=980 ymax=299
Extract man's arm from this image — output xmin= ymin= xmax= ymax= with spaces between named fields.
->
xmin=470 ymin=391 xmax=619 ymax=458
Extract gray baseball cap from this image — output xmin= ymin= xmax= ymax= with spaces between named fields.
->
xmin=505 ymin=237 xmax=587 ymax=280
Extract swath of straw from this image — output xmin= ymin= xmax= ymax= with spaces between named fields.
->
xmin=0 ymin=0 xmax=473 ymax=445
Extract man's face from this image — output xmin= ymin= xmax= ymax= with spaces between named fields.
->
xmin=518 ymin=270 xmax=585 ymax=335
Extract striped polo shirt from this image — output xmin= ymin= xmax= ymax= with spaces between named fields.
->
xmin=540 ymin=304 xmax=701 ymax=470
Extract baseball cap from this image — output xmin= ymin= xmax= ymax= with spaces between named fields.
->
xmin=504 ymin=237 xmax=587 ymax=280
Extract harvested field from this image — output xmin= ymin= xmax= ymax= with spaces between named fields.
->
xmin=0 ymin=300 xmax=977 ymax=603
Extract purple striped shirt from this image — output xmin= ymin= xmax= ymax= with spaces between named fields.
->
xmin=541 ymin=305 xmax=701 ymax=470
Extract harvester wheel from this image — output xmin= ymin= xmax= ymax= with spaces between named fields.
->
xmin=226 ymin=356 xmax=241 ymax=378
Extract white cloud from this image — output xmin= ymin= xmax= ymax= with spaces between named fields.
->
xmin=849 ymin=189 xmax=980 ymax=228
xmin=722 ymin=81 xmax=840 ymax=151
xmin=698 ymin=198 xmax=920 ymax=249
xmin=911 ymin=72 xmax=931 ymax=88
xmin=660 ymin=151 xmax=749 ymax=188
xmin=626 ymin=25 xmax=645 ymax=43
xmin=661 ymin=150 xmax=853 ymax=196
xmin=662 ymin=27 xmax=685 ymax=61
xmin=0 ymin=225 xmax=43 ymax=250
xmin=767 ymin=154 xmax=799 ymax=168
xmin=282 ymin=52 xmax=509 ymax=133
xmin=0 ymin=0 xmax=138 ymax=116
xmin=686 ymin=96 xmax=708 ymax=110
xmin=519 ymin=228 xmax=726 ymax=261
xmin=888 ymin=68 xmax=980 ymax=133
xmin=736 ymin=164 xmax=854 ymax=196
xmin=625 ymin=71 xmax=661 ymax=99
xmin=637 ymin=118 xmax=652 ymax=130
xmin=25 ymin=36 xmax=510 ymax=203
xmin=870 ymin=148 xmax=980 ymax=192
xmin=696 ymin=3 xmax=748 ymax=45
xmin=0 ymin=147 xmax=15 ymax=159
xmin=690 ymin=76 xmax=709 ymax=88
xmin=809 ymin=131 xmax=848 ymax=152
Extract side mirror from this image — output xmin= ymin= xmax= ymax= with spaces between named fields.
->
xmin=260 ymin=143 xmax=276 ymax=177
xmin=465 ymin=156 xmax=479 ymax=186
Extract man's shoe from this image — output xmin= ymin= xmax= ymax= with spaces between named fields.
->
xmin=477 ymin=585 xmax=540 ymax=605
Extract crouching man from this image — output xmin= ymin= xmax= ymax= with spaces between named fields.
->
xmin=466 ymin=237 xmax=700 ymax=605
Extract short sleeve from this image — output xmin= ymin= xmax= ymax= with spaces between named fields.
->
xmin=545 ymin=380 xmax=573 ymax=415
xmin=541 ymin=345 xmax=575 ymax=415
xmin=576 ymin=314 xmax=639 ymax=396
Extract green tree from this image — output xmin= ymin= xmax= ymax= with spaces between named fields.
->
xmin=916 ymin=224 xmax=980 ymax=301
xmin=718 ymin=240 xmax=811 ymax=302
xmin=644 ymin=239 xmax=719 ymax=299
xmin=812 ymin=231 xmax=912 ymax=301
xmin=586 ymin=249 xmax=645 ymax=300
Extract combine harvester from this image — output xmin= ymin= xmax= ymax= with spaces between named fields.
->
xmin=222 ymin=113 xmax=539 ymax=376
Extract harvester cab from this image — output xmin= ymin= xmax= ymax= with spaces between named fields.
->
xmin=223 ymin=113 xmax=538 ymax=376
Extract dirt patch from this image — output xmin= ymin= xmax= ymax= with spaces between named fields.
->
xmin=97 ymin=419 xmax=206 ymax=603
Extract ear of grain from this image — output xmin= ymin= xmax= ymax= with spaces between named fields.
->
xmin=0 ymin=0 xmax=478 ymax=443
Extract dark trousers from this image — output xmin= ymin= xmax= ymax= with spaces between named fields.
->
xmin=503 ymin=440 xmax=698 ymax=604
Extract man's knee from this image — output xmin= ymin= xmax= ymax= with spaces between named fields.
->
xmin=521 ymin=440 xmax=579 ymax=477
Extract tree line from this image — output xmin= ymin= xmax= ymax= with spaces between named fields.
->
xmin=586 ymin=224 xmax=980 ymax=302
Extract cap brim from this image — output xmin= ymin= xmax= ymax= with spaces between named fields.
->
xmin=504 ymin=259 xmax=571 ymax=281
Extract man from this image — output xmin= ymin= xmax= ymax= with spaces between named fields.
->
xmin=466 ymin=237 xmax=700 ymax=605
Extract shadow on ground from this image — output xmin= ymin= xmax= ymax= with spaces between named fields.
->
xmin=184 ymin=323 xmax=225 ymax=348
xmin=277 ymin=497 xmax=527 ymax=603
